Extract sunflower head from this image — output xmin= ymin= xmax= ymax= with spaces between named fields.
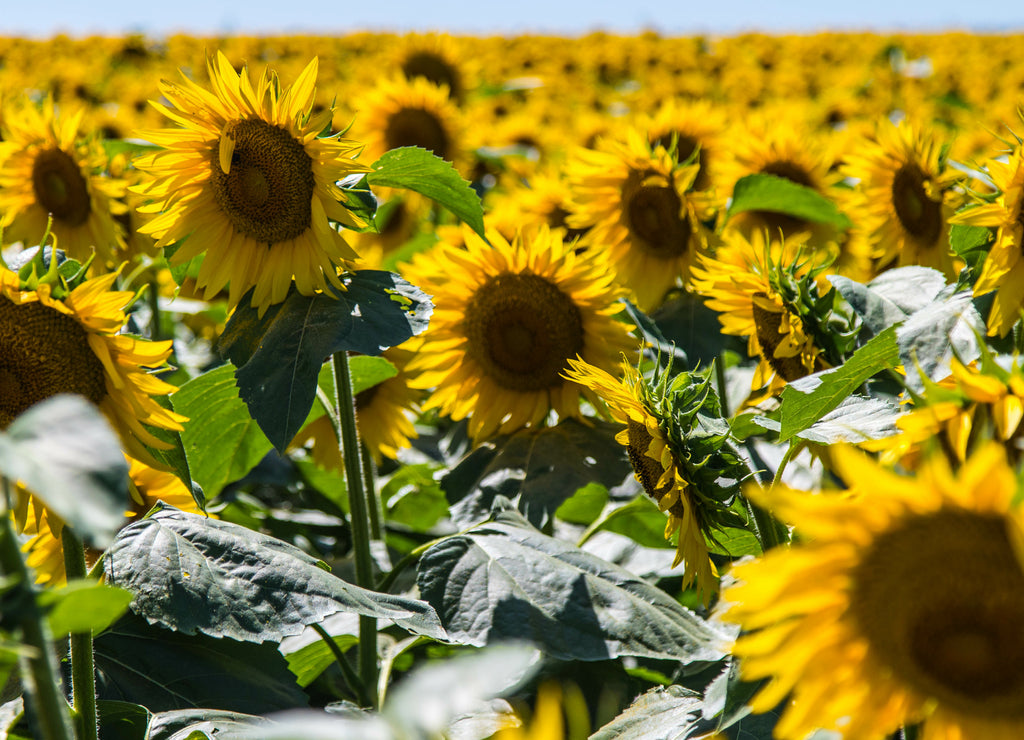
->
xmin=132 ymin=51 xmax=371 ymax=315
xmin=690 ymin=230 xmax=858 ymax=393
xmin=564 ymin=353 xmax=749 ymax=604
xmin=0 ymin=96 xmax=127 ymax=266
xmin=405 ymin=223 xmax=633 ymax=442
xmin=722 ymin=444 xmax=1024 ymax=740
xmin=566 ymin=128 xmax=711 ymax=311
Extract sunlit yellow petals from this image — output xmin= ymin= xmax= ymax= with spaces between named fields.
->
xmin=132 ymin=51 xmax=369 ymax=315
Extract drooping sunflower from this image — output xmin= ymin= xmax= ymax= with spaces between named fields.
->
xmin=405 ymin=224 xmax=634 ymax=442
xmin=566 ymin=128 xmax=711 ymax=312
xmin=354 ymin=75 xmax=465 ymax=173
xmin=722 ymin=444 xmax=1024 ymax=740
xmin=132 ymin=52 xmax=370 ymax=314
xmin=689 ymin=230 xmax=850 ymax=394
xmin=0 ymin=97 xmax=127 ymax=265
xmin=22 ymin=456 xmax=203 ymax=586
xmin=841 ymin=119 xmax=964 ymax=278
xmin=1 ymin=256 xmax=187 ymax=536
xmin=950 ymin=145 xmax=1024 ymax=336
xmin=563 ymin=356 xmax=726 ymax=605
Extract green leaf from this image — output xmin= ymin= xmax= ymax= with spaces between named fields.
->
xmin=416 ymin=508 xmax=730 ymax=662
xmin=380 ymin=462 xmax=449 ymax=532
xmin=284 ymin=625 xmax=360 ymax=688
xmin=590 ymin=685 xmax=709 ymax=740
xmin=146 ymin=709 xmax=269 ymax=740
xmin=778 ymin=326 xmax=900 ymax=442
xmin=102 ymin=139 xmax=160 ymax=160
xmin=760 ymin=395 xmax=902 ymax=445
xmin=171 ymin=365 xmax=273 ymax=499
xmin=40 ymin=579 xmax=133 ymax=635
xmin=348 ymin=355 xmax=398 ymax=395
xmin=367 ymin=147 xmax=486 ymax=239
xmin=591 ymin=494 xmax=677 ymax=550
xmin=829 ymin=266 xmax=947 ymax=336
xmin=0 ymin=395 xmax=128 ymax=548
xmin=216 ymin=271 xmax=432 ymax=452
xmin=555 ymin=482 xmax=610 ymax=525
xmin=104 ymin=505 xmax=447 ymax=643
xmin=896 ymin=289 xmax=983 ymax=392
xmin=727 ymin=173 xmax=851 ymax=229
xmin=442 ymin=418 xmax=633 ymax=529
xmin=949 ymin=223 xmax=993 ymax=259
xmin=94 ymin=613 xmax=307 ymax=715
xmin=146 ymin=394 xmax=198 ymax=501
xmin=96 ymin=700 xmax=151 ymax=740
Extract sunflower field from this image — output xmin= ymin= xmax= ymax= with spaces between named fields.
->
xmin=1 ymin=29 xmax=1023 ymax=740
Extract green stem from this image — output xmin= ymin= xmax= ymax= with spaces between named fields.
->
xmin=146 ymin=280 xmax=162 ymax=342
xmin=61 ymin=528 xmax=98 ymax=740
xmin=311 ymin=622 xmax=367 ymax=706
xmin=360 ymin=444 xmax=383 ymax=542
xmin=0 ymin=478 xmax=75 ymax=740
xmin=330 ymin=352 xmax=379 ymax=706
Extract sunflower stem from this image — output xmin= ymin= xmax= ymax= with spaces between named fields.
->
xmin=360 ymin=443 xmax=384 ymax=542
xmin=330 ymin=351 xmax=379 ymax=707
xmin=0 ymin=477 xmax=76 ymax=740
xmin=146 ymin=279 xmax=163 ymax=342
xmin=60 ymin=527 xmax=98 ymax=740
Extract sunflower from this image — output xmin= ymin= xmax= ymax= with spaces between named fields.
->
xmin=566 ymin=128 xmax=710 ymax=311
xmin=950 ymin=145 xmax=1024 ymax=336
xmin=722 ymin=444 xmax=1024 ymax=740
xmin=132 ymin=52 xmax=370 ymax=315
xmin=1 ymin=259 xmax=187 ymax=536
xmin=354 ymin=75 xmax=465 ymax=172
xmin=390 ymin=32 xmax=475 ymax=105
xmin=562 ymin=356 xmax=718 ymax=604
xmin=0 ymin=97 xmax=127 ymax=266
xmin=405 ymin=224 xmax=633 ymax=442
xmin=841 ymin=119 xmax=964 ymax=278
xmin=22 ymin=456 xmax=203 ymax=586
xmin=689 ymin=230 xmax=831 ymax=394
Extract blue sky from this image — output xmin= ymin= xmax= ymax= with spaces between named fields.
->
xmin=2 ymin=0 xmax=1021 ymax=37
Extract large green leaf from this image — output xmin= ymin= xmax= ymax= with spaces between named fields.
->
xmin=442 ymin=418 xmax=633 ymax=529
xmin=829 ymin=266 xmax=947 ymax=336
xmin=589 ymin=685 xmax=708 ymax=740
xmin=416 ymin=508 xmax=729 ymax=662
xmin=896 ymin=289 xmax=983 ymax=392
xmin=757 ymin=395 xmax=902 ymax=445
xmin=777 ymin=327 xmax=900 ymax=442
xmin=367 ymin=147 xmax=486 ymax=239
xmin=170 ymin=365 xmax=273 ymax=499
xmin=216 ymin=271 xmax=432 ymax=452
xmin=0 ymin=394 xmax=128 ymax=548
xmin=94 ymin=613 xmax=307 ymax=715
xmin=104 ymin=505 xmax=447 ymax=643
xmin=96 ymin=700 xmax=151 ymax=740
xmin=146 ymin=709 xmax=269 ymax=740
xmin=726 ymin=173 xmax=851 ymax=229
xmin=40 ymin=579 xmax=133 ymax=635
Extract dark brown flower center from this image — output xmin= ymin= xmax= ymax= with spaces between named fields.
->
xmin=892 ymin=163 xmax=942 ymax=245
xmin=384 ymin=107 xmax=451 ymax=162
xmin=750 ymin=293 xmax=818 ymax=382
xmin=464 ymin=272 xmax=583 ymax=392
xmin=851 ymin=509 xmax=1024 ymax=718
xmin=401 ymin=51 xmax=462 ymax=102
xmin=624 ymin=172 xmax=691 ymax=258
xmin=209 ymin=118 xmax=315 ymax=245
xmin=31 ymin=148 xmax=92 ymax=227
xmin=0 ymin=297 xmax=107 ymax=428
xmin=626 ymin=418 xmax=671 ymax=498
